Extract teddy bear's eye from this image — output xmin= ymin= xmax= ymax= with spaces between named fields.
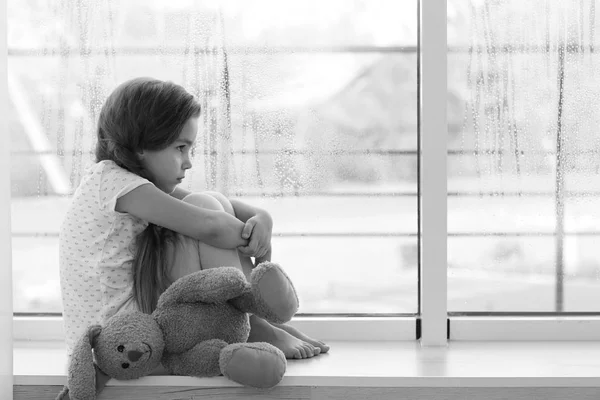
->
xmin=117 ymin=345 xmax=124 ymax=352
xmin=121 ymin=363 xmax=130 ymax=369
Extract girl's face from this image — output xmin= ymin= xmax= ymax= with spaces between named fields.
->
xmin=139 ymin=117 xmax=199 ymax=194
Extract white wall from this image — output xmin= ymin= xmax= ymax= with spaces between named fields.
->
xmin=1 ymin=0 xmax=14 ymax=399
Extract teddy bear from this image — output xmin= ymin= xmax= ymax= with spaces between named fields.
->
xmin=56 ymin=261 xmax=300 ymax=400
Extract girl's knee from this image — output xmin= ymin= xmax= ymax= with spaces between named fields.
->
xmin=182 ymin=192 xmax=225 ymax=211
xmin=201 ymin=191 xmax=235 ymax=215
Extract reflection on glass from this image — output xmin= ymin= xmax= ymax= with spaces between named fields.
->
xmin=8 ymin=0 xmax=418 ymax=314
xmin=448 ymin=0 xmax=600 ymax=312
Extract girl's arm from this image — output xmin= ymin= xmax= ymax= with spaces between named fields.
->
xmin=229 ymin=199 xmax=272 ymax=224
xmin=230 ymin=199 xmax=273 ymax=262
xmin=116 ymin=183 xmax=248 ymax=249
xmin=171 ymin=187 xmax=269 ymax=224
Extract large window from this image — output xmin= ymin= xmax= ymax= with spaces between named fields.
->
xmin=8 ymin=0 xmax=600 ymax=343
xmin=8 ymin=0 xmax=419 ymax=317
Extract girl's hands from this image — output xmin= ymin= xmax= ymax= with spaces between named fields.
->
xmin=255 ymin=247 xmax=272 ymax=265
xmin=237 ymin=212 xmax=272 ymax=261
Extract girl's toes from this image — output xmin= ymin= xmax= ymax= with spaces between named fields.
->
xmin=317 ymin=341 xmax=330 ymax=353
xmin=304 ymin=344 xmax=315 ymax=358
xmin=304 ymin=346 xmax=313 ymax=358
xmin=305 ymin=344 xmax=319 ymax=357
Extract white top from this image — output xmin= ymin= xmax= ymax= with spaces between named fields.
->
xmin=59 ymin=160 xmax=151 ymax=357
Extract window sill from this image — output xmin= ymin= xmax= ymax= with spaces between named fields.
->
xmin=13 ymin=340 xmax=600 ymax=399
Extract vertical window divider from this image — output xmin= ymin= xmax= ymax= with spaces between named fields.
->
xmin=1 ymin=0 xmax=15 ymax=397
xmin=418 ymin=0 xmax=448 ymax=346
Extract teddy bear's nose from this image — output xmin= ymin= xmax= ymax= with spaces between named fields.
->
xmin=127 ymin=350 xmax=144 ymax=362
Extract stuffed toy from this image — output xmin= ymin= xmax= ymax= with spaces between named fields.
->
xmin=56 ymin=262 xmax=300 ymax=400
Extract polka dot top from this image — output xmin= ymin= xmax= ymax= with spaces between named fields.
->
xmin=59 ymin=160 xmax=151 ymax=357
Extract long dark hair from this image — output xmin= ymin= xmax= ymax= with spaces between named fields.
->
xmin=95 ymin=77 xmax=202 ymax=314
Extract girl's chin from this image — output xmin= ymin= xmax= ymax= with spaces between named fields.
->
xmin=158 ymin=184 xmax=176 ymax=194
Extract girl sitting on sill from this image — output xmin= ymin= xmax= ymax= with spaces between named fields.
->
xmin=58 ymin=77 xmax=329 ymax=382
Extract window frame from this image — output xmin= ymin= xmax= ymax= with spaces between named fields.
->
xmin=8 ymin=0 xmax=600 ymax=345
xmin=12 ymin=315 xmax=418 ymax=342
xmin=419 ymin=0 xmax=448 ymax=346
xmin=2 ymin=1 xmax=14 ymax=396
xmin=450 ymin=315 xmax=600 ymax=341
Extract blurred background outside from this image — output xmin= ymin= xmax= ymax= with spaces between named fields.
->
xmin=7 ymin=0 xmax=600 ymax=315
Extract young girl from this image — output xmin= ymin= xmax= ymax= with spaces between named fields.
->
xmin=59 ymin=77 xmax=329 ymax=369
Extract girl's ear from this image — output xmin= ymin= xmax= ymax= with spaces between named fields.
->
xmin=65 ymin=325 xmax=102 ymax=400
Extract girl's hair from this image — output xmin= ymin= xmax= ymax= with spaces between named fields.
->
xmin=95 ymin=77 xmax=202 ymax=314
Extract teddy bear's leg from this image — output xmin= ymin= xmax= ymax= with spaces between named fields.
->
xmin=220 ymin=342 xmax=286 ymax=388
xmin=229 ymin=262 xmax=299 ymax=324
xmin=161 ymin=339 xmax=228 ymax=377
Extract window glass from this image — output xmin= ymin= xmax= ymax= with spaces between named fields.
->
xmin=9 ymin=0 xmax=418 ymax=314
xmin=448 ymin=0 xmax=600 ymax=312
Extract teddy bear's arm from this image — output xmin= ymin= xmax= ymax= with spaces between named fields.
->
xmin=228 ymin=262 xmax=299 ymax=324
xmin=157 ymin=267 xmax=250 ymax=308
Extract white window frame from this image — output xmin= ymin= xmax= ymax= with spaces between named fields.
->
xmin=12 ymin=315 xmax=418 ymax=342
xmin=419 ymin=0 xmax=448 ymax=347
xmin=9 ymin=0 xmax=600 ymax=345
xmin=450 ymin=316 xmax=600 ymax=341
xmin=2 ymin=1 xmax=15 ymax=399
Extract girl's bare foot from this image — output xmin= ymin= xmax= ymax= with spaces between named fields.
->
xmin=274 ymin=323 xmax=330 ymax=353
xmin=248 ymin=315 xmax=321 ymax=359
xmin=269 ymin=326 xmax=321 ymax=359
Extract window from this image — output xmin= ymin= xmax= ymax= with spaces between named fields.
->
xmin=448 ymin=0 xmax=600 ymax=314
xmin=9 ymin=0 xmax=418 ymax=340
xmin=446 ymin=0 xmax=600 ymax=341
xmin=8 ymin=0 xmax=600 ymax=344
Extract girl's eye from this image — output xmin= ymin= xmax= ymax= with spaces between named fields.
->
xmin=177 ymin=146 xmax=185 ymax=152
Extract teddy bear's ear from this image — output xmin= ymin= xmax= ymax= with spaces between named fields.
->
xmin=63 ymin=325 xmax=102 ymax=400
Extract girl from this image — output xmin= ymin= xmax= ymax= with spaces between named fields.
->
xmin=59 ymin=77 xmax=329 ymax=371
